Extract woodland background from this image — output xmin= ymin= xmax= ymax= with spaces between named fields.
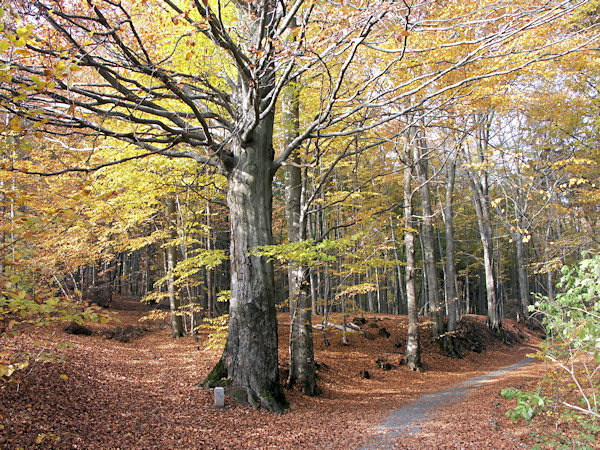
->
xmin=0 ymin=0 xmax=600 ymax=444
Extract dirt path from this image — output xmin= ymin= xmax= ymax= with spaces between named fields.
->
xmin=362 ymin=358 xmax=537 ymax=449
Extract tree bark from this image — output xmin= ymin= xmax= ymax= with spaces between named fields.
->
xmin=465 ymin=120 xmax=502 ymax=332
xmin=443 ymin=148 xmax=459 ymax=332
xmin=514 ymin=230 xmax=530 ymax=321
xmin=283 ymin=75 xmax=319 ymax=396
xmin=207 ymin=110 xmax=287 ymax=411
xmin=465 ymin=267 xmax=471 ymax=314
xmin=403 ymin=150 xmax=422 ymax=371
xmin=413 ymin=130 xmax=444 ymax=337
xmin=390 ymin=214 xmax=406 ymax=315
xmin=471 ymin=182 xmax=501 ymax=330
xmin=166 ymin=197 xmax=184 ymax=338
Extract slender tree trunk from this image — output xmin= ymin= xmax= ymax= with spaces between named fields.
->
xmin=122 ymin=254 xmax=128 ymax=295
xmin=375 ymin=267 xmax=382 ymax=313
xmin=144 ymin=254 xmax=150 ymax=296
xmin=341 ymin=295 xmax=348 ymax=344
xmin=494 ymin=181 xmax=530 ymax=323
xmin=544 ymin=218 xmax=555 ymax=301
xmin=166 ymin=197 xmax=184 ymax=338
xmin=309 ymin=264 xmax=318 ymax=315
xmin=413 ymin=131 xmax=444 ymax=336
xmin=466 ymin=155 xmax=501 ymax=330
xmin=284 ymin=74 xmax=319 ymax=395
xmin=390 ymin=214 xmax=406 ymax=314
xmin=367 ymin=269 xmax=375 ymax=313
xmin=114 ymin=254 xmax=121 ymax=294
xmin=472 ymin=187 xmax=500 ymax=330
xmin=404 ymin=152 xmax=422 ymax=371
xmin=515 ymin=232 xmax=530 ymax=321
xmin=465 ymin=268 xmax=470 ymax=314
xmin=320 ymin=265 xmax=331 ymax=346
xmin=462 ymin=116 xmax=502 ymax=331
xmin=437 ymin=229 xmax=448 ymax=315
xmin=514 ymin=187 xmax=531 ymax=321
xmin=205 ymin=202 xmax=215 ymax=318
xmin=444 ymin=149 xmax=459 ymax=332
xmin=0 ymin=184 xmax=4 ymax=278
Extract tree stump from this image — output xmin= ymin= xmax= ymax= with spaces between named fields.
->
xmin=378 ymin=327 xmax=391 ymax=338
xmin=64 ymin=321 xmax=92 ymax=336
xmin=434 ymin=319 xmax=486 ymax=358
xmin=352 ymin=317 xmax=367 ymax=326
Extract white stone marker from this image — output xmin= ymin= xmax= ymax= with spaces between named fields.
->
xmin=214 ymin=387 xmax=225 ymax=408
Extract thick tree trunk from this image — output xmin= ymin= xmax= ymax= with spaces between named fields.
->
xmin=205 ymin=114 xmax=287 ymax=412
xmin=202 ymin=2 xmax=295 ymax=412
xmin=166 ymin=197 xmax=184 ymax=338
xmin=404 ymin=154 xmax=422 ymax=371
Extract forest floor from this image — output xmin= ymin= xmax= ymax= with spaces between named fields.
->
xmin=0 ymin=295 xmax=547 ymax=449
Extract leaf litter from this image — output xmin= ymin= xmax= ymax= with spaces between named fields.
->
xmin=0 ymin=297 xmax=542 ymax=448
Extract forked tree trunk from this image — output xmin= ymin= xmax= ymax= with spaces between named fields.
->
xmin=462 ymin=116 xmax=502 ymax=332
xmin=467 ymin=167 xmax=502 ymax=331
xmin=200 ymin=0 xmax=290 ymax=406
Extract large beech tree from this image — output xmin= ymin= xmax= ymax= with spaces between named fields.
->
xmin=2 ymin=0 xmax=596 ymax=411
xmin=2 ymin=0 xmax=393 ymax=412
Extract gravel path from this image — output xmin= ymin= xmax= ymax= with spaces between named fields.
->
xmin=362 ymin=358 xmax=536 ymax=449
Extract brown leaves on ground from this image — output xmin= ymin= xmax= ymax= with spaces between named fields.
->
xmin=0 ymin=299 xmax=542 ymax=448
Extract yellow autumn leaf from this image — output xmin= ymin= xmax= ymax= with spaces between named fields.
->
xmin=9 ymin=116 xmax=22 ymax=132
